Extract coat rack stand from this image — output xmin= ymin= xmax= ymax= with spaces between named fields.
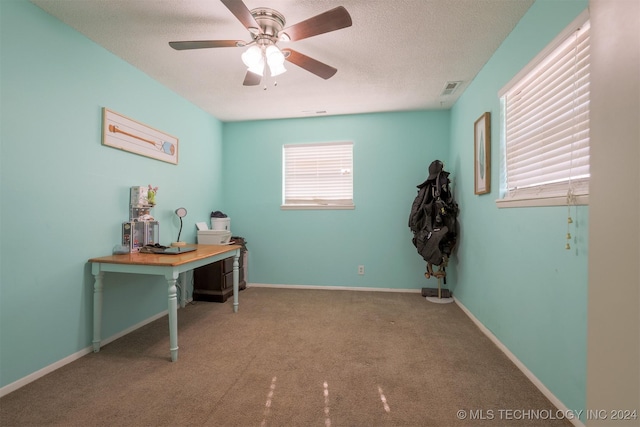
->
xmin=423 ymin=266 xmax=454 ymax=304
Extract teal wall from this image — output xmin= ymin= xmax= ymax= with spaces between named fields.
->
xmin=0 ymin=0 xmax=224 ymax=387
xmin=222 ymin=111 xmax=450 ymax=288
xmin=1 ymin=0 xmax=590 ymax=418
xmin=448 ymin=0 xmax=589 ymax=417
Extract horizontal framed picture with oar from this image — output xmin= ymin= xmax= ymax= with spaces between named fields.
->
xmin=102 ymin=108 xmax=178 ymax=164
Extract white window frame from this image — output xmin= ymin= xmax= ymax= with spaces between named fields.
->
xmin=497 ymin=10 xmax=590 ymax=208
xmin=281 ymin=141 xmax=354 ymax=210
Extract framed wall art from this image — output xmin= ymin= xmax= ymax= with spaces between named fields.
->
xmin=102 ymin=108 xmax=179 ymax=164
xmin=474 ymin=112 xmax=491 ymax=195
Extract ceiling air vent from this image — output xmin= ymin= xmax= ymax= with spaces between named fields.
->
xmin=441 ymin=81 xmax=462 ymax=96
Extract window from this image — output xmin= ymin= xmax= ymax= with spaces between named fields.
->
xmin=498 ymin=11 xmax=590 ymax=208
xmin=282 ymin=141 xmax=354 ymax=210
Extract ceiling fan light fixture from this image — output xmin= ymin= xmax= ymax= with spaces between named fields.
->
xmin=266 ymin=45 xmax=286 ymax=76
xmin=269 ymin=62 xmax=286 ymax=77
xmin=241 ymin=45 xmax=262 ymax=68
xmin=247 ymin=61 xmax=265 ymax=76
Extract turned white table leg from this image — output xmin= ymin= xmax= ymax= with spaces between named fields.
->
xmin=92 ymin=268 xmax=104 ymax=353
xmin=233 ymin=250 xmax=240 ymax=313
xmin=166 ymin=272 xmax=179 ymax=361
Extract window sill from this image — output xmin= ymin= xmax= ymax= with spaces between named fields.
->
xmin=496 ymin=194 xmax=588 ymax=208
xmin=281 ymin=204 xmax=355 ymax=210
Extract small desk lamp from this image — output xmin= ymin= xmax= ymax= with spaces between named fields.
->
xmin=172 ymin=207 xmax=187 ymax=247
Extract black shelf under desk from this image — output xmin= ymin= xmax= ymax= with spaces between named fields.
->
xmin=193 ymin=252 xmax=246 ymax=303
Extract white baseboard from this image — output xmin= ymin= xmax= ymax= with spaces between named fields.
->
xmin=0 ymin=309 xmax=168 ymax=398
xmin=0 ymin=346 xmax=94 ymax=398
xmin=453 ymin=297 xmax=586 ymax=427
xmin=248 ymin=283 xmax=422 ymax=293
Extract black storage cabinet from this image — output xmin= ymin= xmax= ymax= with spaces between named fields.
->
xmin=193 ymin=241 xmax=246 ymax=303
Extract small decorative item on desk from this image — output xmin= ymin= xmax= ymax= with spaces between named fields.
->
xmin=147 ymin=185 xmax=158 ymax=206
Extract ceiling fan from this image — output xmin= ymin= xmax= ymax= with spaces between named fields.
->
xmin=169 ymin=0 xmax=352 ymax=86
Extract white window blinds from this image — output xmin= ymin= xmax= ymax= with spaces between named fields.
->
xmin=500 ymin=14 xmax=590 ymax=204
xmin=282 ymin=141 xmax=354 ymax=209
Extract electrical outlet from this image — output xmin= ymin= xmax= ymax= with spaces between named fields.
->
xmin=358 ymin=265 xmax=365 ymax=275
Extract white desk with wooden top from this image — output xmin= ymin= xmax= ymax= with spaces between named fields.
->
xmin=89 ymin=244 xmax=241 ymax=361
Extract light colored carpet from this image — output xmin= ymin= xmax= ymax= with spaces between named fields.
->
xmin=0 ymin=287 xmax=572 ymax=426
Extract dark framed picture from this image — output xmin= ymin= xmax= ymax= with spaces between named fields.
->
xmin=474 ymin=112 xmax=491 ymax=195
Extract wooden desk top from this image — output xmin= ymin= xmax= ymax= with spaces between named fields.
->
xmin=89 ymin=244 xmax=242 ymax=267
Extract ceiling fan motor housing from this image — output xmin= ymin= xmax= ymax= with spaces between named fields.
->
xmin=250 ymin=8 xmax=286 ymax=45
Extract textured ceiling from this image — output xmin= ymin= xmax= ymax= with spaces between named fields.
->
xmin=30 ymin=0 xmax=534 ymax=122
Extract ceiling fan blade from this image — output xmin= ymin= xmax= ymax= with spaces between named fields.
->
xmin=280 ymin=6 xmax=352 ymax=42
xmin=283 ymin=49 xmax=337 ymax=80
xmin=243 ymin=70 xmax=262 ymax=86
xmin=221 ymin=0 xmax=261 ymax=33
xmin=169 ymin=40 xmax=241 ymax=50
